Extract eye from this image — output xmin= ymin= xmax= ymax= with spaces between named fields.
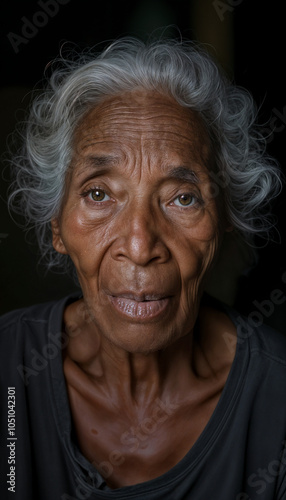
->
xmin=88 ymin=188 xmax=111 ymax=202
xmin=173 ymin=193 xmax=197 ymax=207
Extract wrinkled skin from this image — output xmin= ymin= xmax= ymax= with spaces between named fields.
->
xmin=52 ymin=90 xmax=236 ymax=488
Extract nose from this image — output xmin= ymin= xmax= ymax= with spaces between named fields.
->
xmin=111 ymin=203 xmax=170 ymax=266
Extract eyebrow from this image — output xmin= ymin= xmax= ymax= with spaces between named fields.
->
xmin=75 ymin=154 xmax=119 ymax=175
xmin=167 ymin=166 xmax=200 ymax=184
xmin=75 ymin=155 xmax=201 ymax=185
xmin=75 ymin=155 xmax=119 ymax=184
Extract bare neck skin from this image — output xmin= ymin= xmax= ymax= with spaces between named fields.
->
xmin=64 ymin=298 xmax=235 ymax=402
xmin=64 ymin=297 xmax=196 ymax=404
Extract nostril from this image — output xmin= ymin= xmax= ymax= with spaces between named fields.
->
xmin=111 ymin=234 xmax=170 ymax=266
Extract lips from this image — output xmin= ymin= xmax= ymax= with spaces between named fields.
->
xmin=108 ymin=292 xmax=171 ymax=321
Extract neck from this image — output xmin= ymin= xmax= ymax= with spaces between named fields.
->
xmin=63 ymin=299 xmax=237 ymax=412
xmin=64 ymin=300 xmax=195 ymax=408
xmin=102 ymin=334 xmax=194 ymax=404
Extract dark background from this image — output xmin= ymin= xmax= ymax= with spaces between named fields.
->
xmin=1 ymin=0 xmax=285 ymax=331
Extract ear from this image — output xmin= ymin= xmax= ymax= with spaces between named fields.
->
xmin=51 ymin=218 xmax=68 ymax=255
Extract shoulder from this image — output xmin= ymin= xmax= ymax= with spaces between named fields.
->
xmin=0 ymin=301 xmax=55 ymax=333
xmin=0 ymin=293 xmax=79 ymax=338
xmin=227 ymin=304 xmax=286 ymax=370
xmin=0 ymin=301 xmax=57 ymax=364
xmin=1 ymin=304 xmax=47 ymax=327
xmin=206 ymin=294 xmax=286 ymax=370
xmin=248 ymin=320 xmax=286 ymax=366
xmin=0 ymin=294 xmax=80 ymax=385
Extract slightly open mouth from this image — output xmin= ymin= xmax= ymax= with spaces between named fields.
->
xmin=109 ymin=295 xmax=170 ymax=320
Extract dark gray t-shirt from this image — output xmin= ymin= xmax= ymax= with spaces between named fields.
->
xmin=1 ymin=295 xmax=286 ymax=500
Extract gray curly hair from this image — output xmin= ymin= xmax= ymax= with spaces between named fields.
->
xmin=8 ymin=37 xmax=281 ymax=274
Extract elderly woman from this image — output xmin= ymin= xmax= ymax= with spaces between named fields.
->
xmin=1 ymin=38 xmax=286 ymax=499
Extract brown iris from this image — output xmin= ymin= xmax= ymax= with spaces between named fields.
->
xmin=177 ymin=194 xmax=194 ymax=206
xmin=91 ymin=189 xmax=106 ymax=201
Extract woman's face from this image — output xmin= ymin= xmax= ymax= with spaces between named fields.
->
xmin=52 ymin=90 xmax=224 ymax=353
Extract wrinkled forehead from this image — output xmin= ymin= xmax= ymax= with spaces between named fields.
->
xmin=72 ymin=90 xmax=212 ymax=164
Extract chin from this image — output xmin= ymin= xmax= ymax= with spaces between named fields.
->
xmin=104 ymin=325 xmax=182 ymax=355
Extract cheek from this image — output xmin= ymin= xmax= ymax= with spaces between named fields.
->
xmin=59 ymin=209 xmax=113 ymax=276
xmin=176 ymin=216 xmax=220 ymax=284
xmin=191 ymin=201 xmax=220 ymax=240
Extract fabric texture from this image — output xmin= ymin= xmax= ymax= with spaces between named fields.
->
xmin=1 ymin=294 xmax=286 ymax=500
